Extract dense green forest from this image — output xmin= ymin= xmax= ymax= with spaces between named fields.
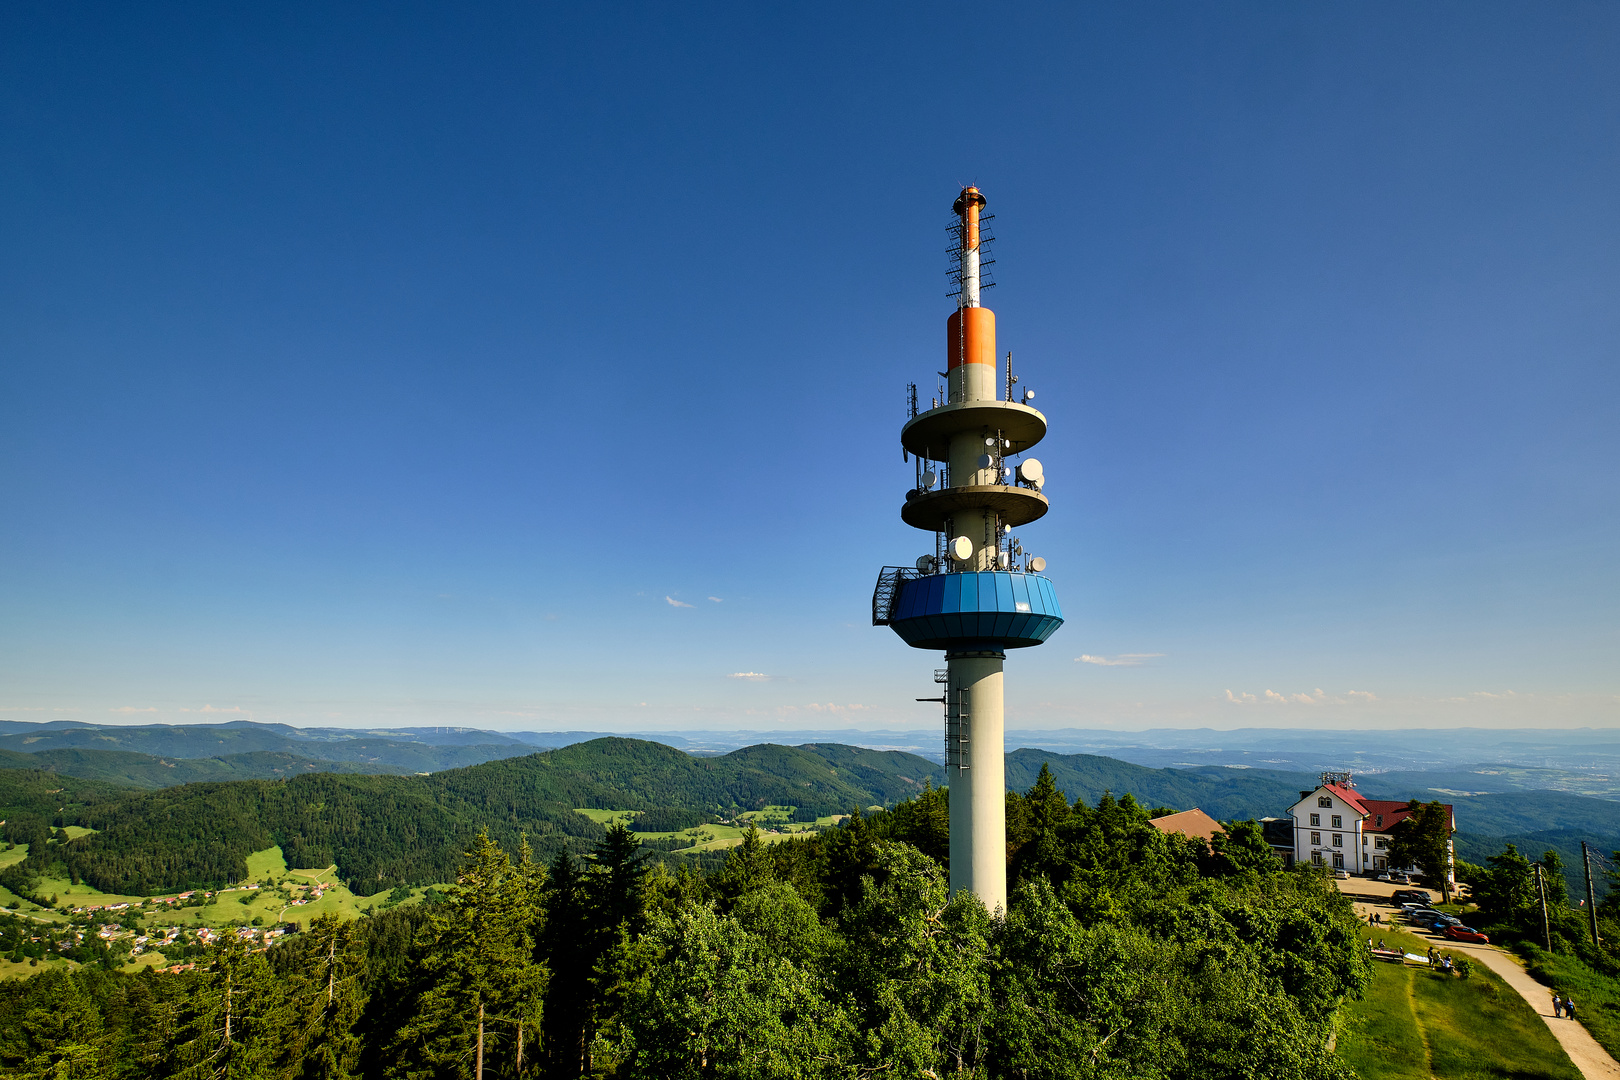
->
xmin=7 ymin=735 xmax=1620 ymax=902
xmin=0 ymin=769 xmax=1370 ymax=1079
xmin=0 ymin=739 xmax=938 ymax=895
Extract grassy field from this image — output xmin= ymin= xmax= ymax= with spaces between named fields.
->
xmin=17 ymin=844 xmax=419 ymax=934
xmin=575 ymin=808 xmax=842 ymax=853
xmin=1520 ymin=944 xmax=1620 ymax=1063
xmin=1337 ymin=923 xmax=1582 ymax=1080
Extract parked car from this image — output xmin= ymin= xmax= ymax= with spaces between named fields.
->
xmin=1334 ymin=869 xmax=1350 ymax=879
xmin=1392 ymin=889 xmax=1432 ymax=905
xmin=1406 ymin=910 xmax=1446 ymax=925
xmin=1444 ymin=925 xmax=1489 ymax=944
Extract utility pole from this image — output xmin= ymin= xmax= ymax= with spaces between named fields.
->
xmin=1535 ymin=864 xmax=1552 ymax=951
xmin=1584 ymin=840 xmax=1602 ymax=946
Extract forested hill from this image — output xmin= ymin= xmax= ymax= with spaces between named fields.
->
xmin=0 ymin=724 xmax=538 ymax=782
xmin=0 ymin=738 xmax=941 ymax=895
xmin=9 ymin=735 xmax=1619 ymax=899
xmin=1006 ymin=750 xmax=1305 ymax=820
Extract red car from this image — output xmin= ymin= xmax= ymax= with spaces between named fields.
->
xmin=1444 ymin=925 xmax=1489 ymax=944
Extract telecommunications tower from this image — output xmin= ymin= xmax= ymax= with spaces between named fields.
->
xmin=872 ymin=187 xmax=1062 ymax=914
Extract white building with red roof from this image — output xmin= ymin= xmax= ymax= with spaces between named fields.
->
xmin=1288 ymin=771 xmax=1455 ymax=882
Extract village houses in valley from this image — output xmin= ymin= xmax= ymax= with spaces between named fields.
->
xmin=1287 ymin=770 xmax=1455 ymax=882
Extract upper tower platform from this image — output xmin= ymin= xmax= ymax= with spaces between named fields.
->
xmin=874 ymin=185 xmax=1062 ymax=655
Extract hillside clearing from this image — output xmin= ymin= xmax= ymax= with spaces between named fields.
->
xmin=1336 ymin=924 xmax=1581 ymax=1080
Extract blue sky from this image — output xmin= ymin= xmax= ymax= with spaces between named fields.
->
xmin=1 ymin=4 xmax=1616 ymax=733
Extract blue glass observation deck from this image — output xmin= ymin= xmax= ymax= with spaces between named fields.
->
xmin=872 ymin=569 xmax=1063 ymax=652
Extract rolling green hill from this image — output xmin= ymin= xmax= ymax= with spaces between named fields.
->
xmin=0 ymin=738 xmax=940 ymax=895
xmin=7 ymin=736 xmax=1617 ymax=903
xmin=0 ymin=723 xmax=534 ymax=775
xmin=0 ymin=746 xmax=409 ymax=788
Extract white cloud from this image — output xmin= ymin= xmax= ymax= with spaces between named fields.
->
xmin=1226 ymin=688 xmax=1378 ymax=707
xmin=665 ymin=596 xmax=693 ymax=608
xmin=1076 ymin=653 xmax=1164 ymax=667
xmin=727 ymin=672 xmax=776 ymax=682
xmin=110 ymin=705 xmax=158 ymax=714
xmin=182 ymin=705 xmax=247 ymax=715
xmin=707 ymin=596 xmax=723 ymax=603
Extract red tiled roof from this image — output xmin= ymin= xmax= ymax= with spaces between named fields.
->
xmin=1359 ymin=799 xmax=1453 ymax=833
xmin=1321 ymin=783 xmax=1370 ymax=816
xmin=1148 ymin=808 xmax=1225 ymax=843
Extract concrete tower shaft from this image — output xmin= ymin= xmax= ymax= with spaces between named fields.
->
xmin=945 ymin=652 xmax=1006 ymax=911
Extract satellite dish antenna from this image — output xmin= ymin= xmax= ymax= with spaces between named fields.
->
xmin=915 ymin=555 xmax=935 ymax=573
xmin=996 ymin=550 xmax=1010 ymax=569
xmin=921 ymin=469 xmax=937 ymax=489
xmin=1024 ymin=389 xmax=1035 ymax=402
xmin=977 ymin=453 xmax=994 ymax=469
xmin=984 ymin=437 xmax=997 ymax=447
xmin=1002 ymin=466 xmax=1012 ymax=479
xmin=1018 ymin=458 xmax=1044 ymax=484
xmin=948 ymin=535 xmax=974 ymax=562
xmin=1029 ymin=556 xmax=1047 ymax=572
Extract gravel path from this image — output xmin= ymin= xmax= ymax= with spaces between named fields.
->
xmin=1352 ymin=897 xmax=1620 ymax=1080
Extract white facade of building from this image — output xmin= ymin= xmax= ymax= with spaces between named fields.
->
xmin=1287 ymin=773 xmax=1455 ymax=882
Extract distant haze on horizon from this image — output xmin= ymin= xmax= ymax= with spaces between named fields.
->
xmin=2 ymin=6 xmax=1616 ymax=734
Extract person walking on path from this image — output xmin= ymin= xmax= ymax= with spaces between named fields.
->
xmin=1555 ymin=994 xmax=1565 ymax=1018
xmin=1568 ymin=997 xmax=1579 ymax=1022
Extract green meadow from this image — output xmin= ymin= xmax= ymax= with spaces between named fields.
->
xmin=574 ymin=807 xmax=842 ymax=852
xmin=1336 ymin=923 xmax=1580 ymax=1080
xmin=1 ymin=844 xmax=429 ymax=979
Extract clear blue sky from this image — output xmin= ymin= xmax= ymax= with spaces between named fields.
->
xmin=2 ymin=4 xmax=1616 ymax=733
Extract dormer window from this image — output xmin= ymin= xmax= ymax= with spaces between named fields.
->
xmin=1318 ymin=796 xmax=1332 ymax=808
xmin=1376 ymin=814 xmax=1383 ymax=828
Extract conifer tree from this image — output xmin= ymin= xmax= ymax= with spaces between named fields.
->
xmin=170 ymin=940 xmax=292 ymax=1079
xmin=288 ymin=914 xmax=367 ymax=1080
xmin=390 ymin=830 xmax=544 ymax=1080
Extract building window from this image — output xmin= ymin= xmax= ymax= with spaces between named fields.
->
xmin=1332 ymin=853 xmax=1344 ymax=868
xmin=1333 ymin=834 xmax=1343 ymax=847
xmin=1363 ymin=853 xmax=1369 ymax=864
xmin=1362 ymin=836 xmax=1368 ymax=846
xmin=1318 ymin=796 xmax=1332 ymax=808
xmin=1375 ymin=838 xmax=1388 ymax=849
xmin=1376 ymin=814 xmax=1384 ymax=828
xmin=1311 ymin=852 xmax=1324 ymax=865
xmin=1311 ymin=832 xmax=1321 ymax=845
xmin=1309 ymin=813 xmax=1321 ymax=826
xmin=1331 ymin=815 xmax=1342 ymax=829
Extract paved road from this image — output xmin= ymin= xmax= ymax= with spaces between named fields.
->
xmin=1349 ymin=892 xmax=1620 ymax=1080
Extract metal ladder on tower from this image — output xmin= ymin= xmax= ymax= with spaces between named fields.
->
xmin=946 ymin=679 xmax=971 ymax=771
